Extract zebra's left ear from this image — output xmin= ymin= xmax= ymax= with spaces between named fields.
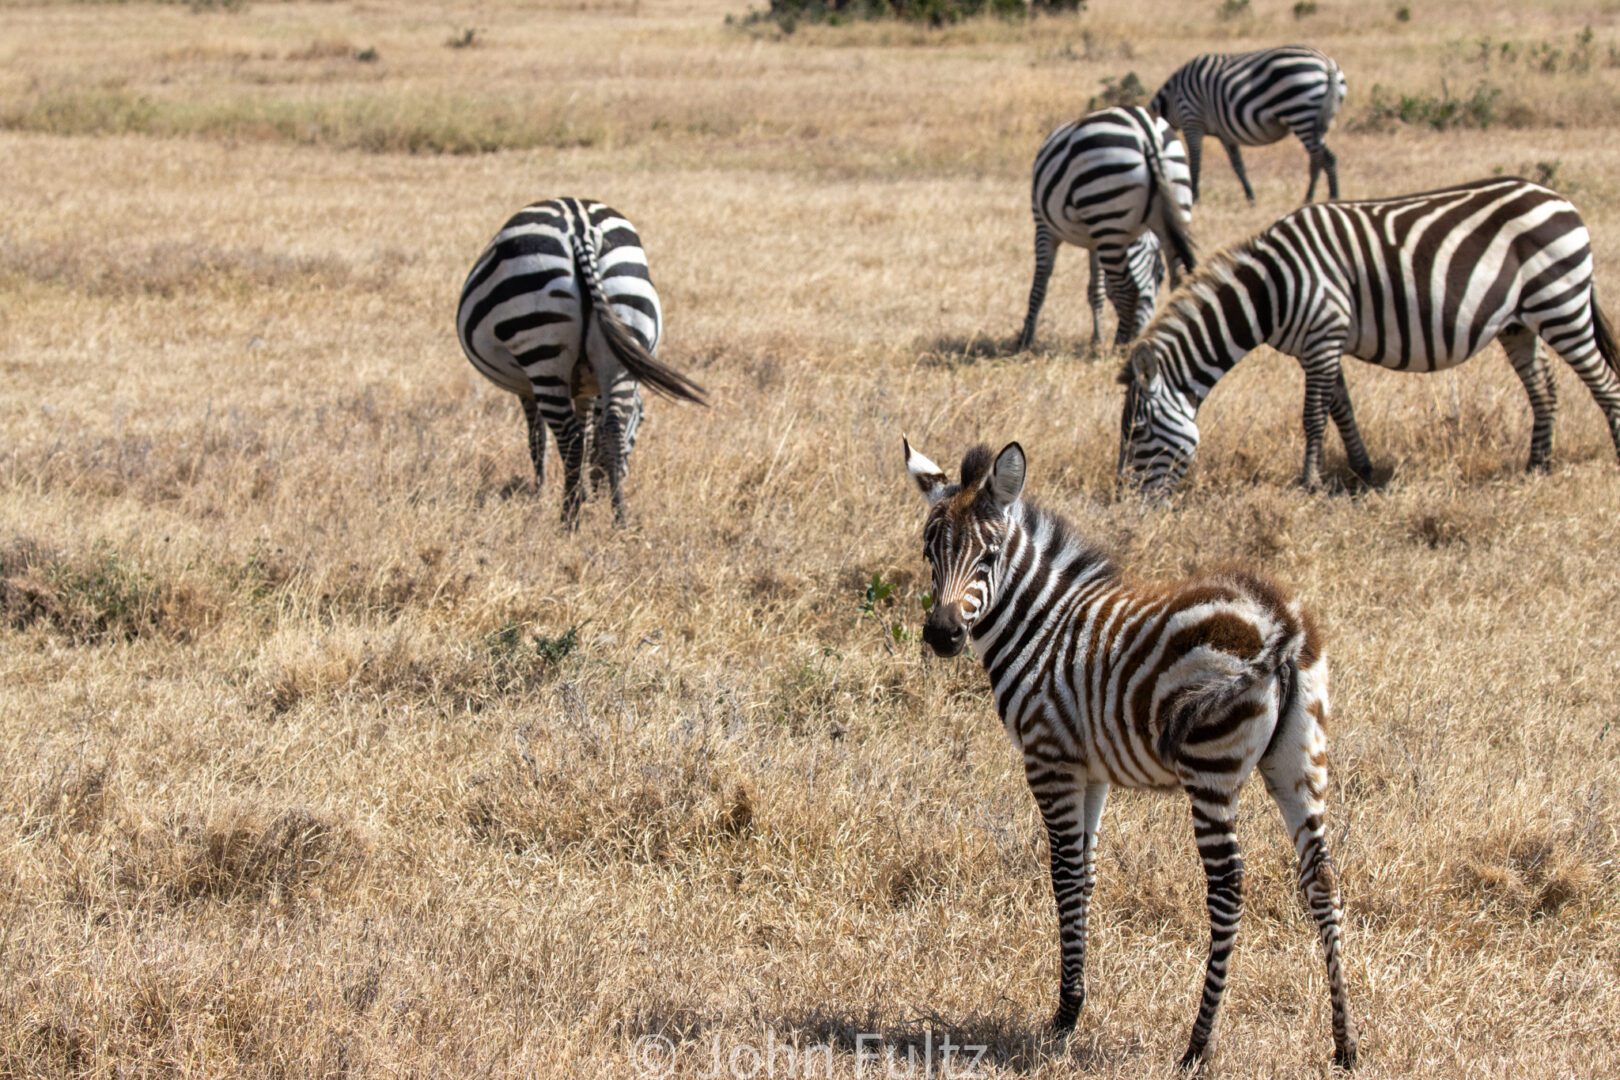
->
xmin=988 ymin=442 xmax=1026 ymax=510
xmin=904 ymin=436 xmax=949 ymax=506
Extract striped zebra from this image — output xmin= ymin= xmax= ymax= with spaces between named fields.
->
xmin=457 ymin=198 xmax=705 ymax=527
xmin=904 ymin=438 xmax=1357 ymax=1070
xmin=1019 ymin=106 xmax=1196 ymax=352
xmin=1150 ymin=45 xmax=1346 ymax=205
xmin=1117 ymin=177 xmax=1620 ymax=491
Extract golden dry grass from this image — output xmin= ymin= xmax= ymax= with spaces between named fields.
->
xmin=2 ymin=1 xmax=1619 ymax=1076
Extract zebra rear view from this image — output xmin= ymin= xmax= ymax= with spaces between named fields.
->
xmin=1019 ymin=107 xmax=1196 ymax=352
xmin=457 ymin=198 xmax=706 ymax=528
xmin=1151 ymin=45 xmax=1346 ymax=205
xmin=904 ymin=437 xmax=1357 ymax=1070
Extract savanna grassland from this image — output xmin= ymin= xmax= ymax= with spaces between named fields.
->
xmin=3 ymin=1 xmax=1620 ymax=1076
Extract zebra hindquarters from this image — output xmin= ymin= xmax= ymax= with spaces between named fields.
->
xmin=1257 ymin=654 xmax=1358 ymax=1069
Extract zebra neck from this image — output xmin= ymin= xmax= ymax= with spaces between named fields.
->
xmin=1161 ymin=261 xmax=1273 ymax=412
xmin=970 ymin=502 xmax=1115 ymax=687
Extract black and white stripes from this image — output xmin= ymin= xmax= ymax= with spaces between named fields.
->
xmin=1151 ymin=45 xmax=1346 ymax=204
xmin=905 ymin=439 xmax=1358 ymax=1070
xmin=1019 ymin=107 xmax=1196 ymax=351
xmin=1117 ymin=177 xmax=1620 ymax=490
xmin=457 ymin=197 xmax=704 ymax=527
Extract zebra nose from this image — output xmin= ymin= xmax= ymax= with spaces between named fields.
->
xmin=922 ymin=616 xmax=967 ymax=657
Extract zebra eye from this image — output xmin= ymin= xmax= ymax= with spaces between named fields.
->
xmin=979 ymin=549 xmax=999 ymax=569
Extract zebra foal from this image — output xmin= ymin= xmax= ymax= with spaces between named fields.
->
xmin=1151 ymin=45 xmax=1346 ymax=205
xmin=904 ymin=438 xmax=1357 ymax=1070
xmin=1117 ymin=177 xmax=1620 ymax=492
xmin=1020 ymin=106 xmax=1196 ymax=351
xmin=457 ymin=198 xmax=706 ymax=527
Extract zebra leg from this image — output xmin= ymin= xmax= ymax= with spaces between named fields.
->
xmin=1322 ymin=144 xmax=1340 ymax=201
xmin=599 ymin=378 xmax=638 ymax=527
xmin=1328 ymin=370 xmax=1375 ymax=483
xmin=521 ymin=395 xmax=547 ymax=490
xmin=1183 ymin=121 xmax=1206 ymax=202
xmin=1179 ymin=785 xmax=1244 ymax=1069
xmin=1500 ymin=326 xmax=1558 ymax=471
xmin=534 ymin=390 xmax=587 ymax=528
xmin=1299 ymin=355 xmax=1345 ymax=490
xmin=1539 ymin=302 xmax=1620 ymax=461
xmin=1259 ymin=665 xmax=1358 ymax=1069
xmin=1222 ymin=140 xmax=1256 ymax=204
xmin=1086 ymin=249 xmax=1106 ymax=350
xmin=1019 ymin=223 xmax=1059 ymax=352
xmin=1031 ymin=763 xmax=1108 ymax=1036
xmin=1099 ymin=247 xmax=1142 ymax=349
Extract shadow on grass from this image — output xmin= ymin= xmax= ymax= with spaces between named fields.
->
xmin=915 ymin=333 xmax=1116 ymax=368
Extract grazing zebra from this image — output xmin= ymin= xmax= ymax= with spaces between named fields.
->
xmin=457 ymin=198 xmax=706 ymax=527
xmin=1019 ymin=106 xmax=1196 ymax=352
xmin=1076 ymin=237 xmax=1167 ymax=351
xmin=1150 ymin=45 xmax=1346 ymax=205
xmin=1117 ymin=178 xmax=1620 ymax=492
xmin=904 ymin=438 xmax=1357 ymax=1070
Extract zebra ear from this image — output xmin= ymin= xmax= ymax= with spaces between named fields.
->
xmin=1124 ymin=343 xmax=1161 ymax=389
xmin=904 ymin=436 xmax=949 ymax=505
xmin=988 ymin=442 xmax=1026 ymax=511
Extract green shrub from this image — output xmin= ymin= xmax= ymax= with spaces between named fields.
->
xmin=1217 ymin=0 xmax=1251 ymax=20
xmin=1293 ymin=1 xmax=1318 ymax=17
xmin=1354 ymin=81 xmax=1504 ymax=132
xmin=1087 ymin=71 xmax=1148 ymax=111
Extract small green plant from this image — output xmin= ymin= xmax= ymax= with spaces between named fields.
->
xmin=1217 ymin=0 xmax=1251 ymax=20
xmin=1395 ymin=5 xmax=1411 ymax=22
xmin=484 ymin=622 xmax=581 ymax=678
xmin=738 ymin=0 xmax=1081 ymax=33
xmin=1087 ymin=71 xmax=1148 ymax=111
xmin=184 ymin=0 xmax=249 ymax=11
xmin=1292 ymin=0 xmax=1318 ymax=17
xmin=1355 ymin=81 xmax=1502 ymax=132
xmin=354 ymin=46 xmax=380 ymax=63
xmin=858 ymin=572 xmax=915 ymax=651
xmin=1530 ymin=159 xmax=1564 ymax=190
xmin=445 ymin=28 xmax=480 ymax=50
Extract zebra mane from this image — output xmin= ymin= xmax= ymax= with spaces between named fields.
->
xmin=1124 ymin=234 xmax=1267 ymax=379
xmin=959 ymin=444 xmax=995 ymax=489
xmin=1019 ymin=498 xmax=1119 ymax=582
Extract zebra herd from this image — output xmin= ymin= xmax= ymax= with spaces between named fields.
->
xmin=452 ymin=41 xmax=1620 ymax=1073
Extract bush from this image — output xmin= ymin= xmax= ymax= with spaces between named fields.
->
xmin=1353 ymin=81 xmax=1504 ymax=132
xmin=1088 ymin=71 xmax=1148 ymax=110
xmin=740 ymin=0 xmax=1083 ymax=32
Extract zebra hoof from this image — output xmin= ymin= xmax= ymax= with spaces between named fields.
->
xmin=1333 ymin=1043 xmax=1359 ymax=1070
xmin=1048 ymin=1000 xmax=1081 ymax=1037
xmin=1176 ymin=1044 xmax=1210 ymax=1072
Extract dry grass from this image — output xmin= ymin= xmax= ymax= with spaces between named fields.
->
xmin=2 ymin=1 xmax=1619 ymax=1076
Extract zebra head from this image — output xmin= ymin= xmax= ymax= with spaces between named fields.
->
xmin=1117 ymin=342 xmax=1199 ymax=492
xmin=904 ymin=438 xmax=1025 ymax=658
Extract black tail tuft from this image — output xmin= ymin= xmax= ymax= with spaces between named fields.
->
xmin=570 ymin=233 xmax=707 ymax=406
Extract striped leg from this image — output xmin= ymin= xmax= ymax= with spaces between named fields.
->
xmin=1328 ymin=370 xmax=1375 ymax=483
xmin=1099 ymin=247 xmax=1146 ymax=349
xmin=1298 ymin=347 xmax=1348 ymax=490
xmin=598 ymin=377 xmax=639 ymax=527
xmin=1221 ymin=140 xmax=1257 ymax=204
xmin=521 ymin=396 xmax=547 ymax=489
xmin=1501 ymin=326 xmax=1558 ymax=471
xmin=1031 ymin=762 xmax=1107 ymax=1035
xmin=1179 ymin=785 xmax=1243 ymax=1069
xmin=1259 ymin=667 xmax=1358 ymax=1069
xmin=534 ymin=389 xmax=587 ymax=528
xmin=1086 ymin=250 xmax=1107 ymax=350
xmin=1019 ymin=223 xmax=1060 ymax=352
xmin=1538 ymin=304 xmax=1620 ymax=461
xmin=1182 ymin=120 xmax=1206 ymax=202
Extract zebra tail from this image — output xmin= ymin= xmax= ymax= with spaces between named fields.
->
xmin=1317 ymin=57 xmax=1345 ymax=138
xmin=1144 ymin=128 xmax=1197 ymax=274
xmin=569 ymin=232 xmax=707 ymax=406
xmin=1595 ymin=289 xmax=1620 ymax=382
xmin=1156 ymin=619 xmax=1302 ymax=765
